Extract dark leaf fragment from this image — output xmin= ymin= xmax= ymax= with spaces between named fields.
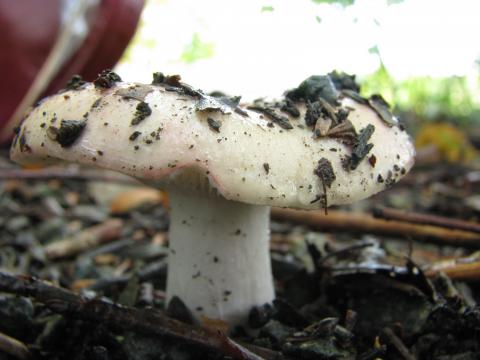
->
xmin=207 ymin=117 xmax=221 ymax=132
xmin=94 ymin=70 xmax=122 ymax=89
xmin=341 ymin=89 xmax=368 ymax=105
xmin=151 ymin=72 xmax=165 ymax=85
xmin=369 ymin=94 xmax=397 ymax=127
xmin=305 ymin=101 xmax=323 ymax=127
xmin=131 ymin=102 xmax=152 ymax=126
xmin=116 ymin=85 xmax=153 ymax=102
xmin=336 ymin=108 xmax=350 ymax=123
xmin=318 ymin=119 xmax=358 ymax=147
xmin=47 ymin=120 xmax=86 ymax=147
xmin=344 ymin=124 xmax=375 ymax=171
xmin=286 ymin=75 xmax=339 ymax=106
xmin=65 ymin=75 xmax=86 ymax=90
xmin=280 ymin=98 xmax=300 ymax=117
xmin=328 ymin=70 xmax=360 ymax=92
xmin=196 ymin=95 xmax=238 ymax=114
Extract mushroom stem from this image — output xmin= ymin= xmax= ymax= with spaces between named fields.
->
xmin=166 ymin=190 xmax=274 ymax=328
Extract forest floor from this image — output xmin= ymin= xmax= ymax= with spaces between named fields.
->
xmin=1 ymin=130 xmax=480 ymax=360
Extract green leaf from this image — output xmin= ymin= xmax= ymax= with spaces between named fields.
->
xmin=368 ymin=45 xmax=380 ymax=56
xmin=386 ymin=0 xmax=404 ymax=5
xmin=261 ymin=5 xmax=274 ymax=12
xmin=180 ymin=33 xmax=215 ymax=64
xmin=311 ymin=0 xmax=355 ymax=7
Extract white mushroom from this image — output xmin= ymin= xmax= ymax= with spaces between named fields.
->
xmin=10 ymin=70 xmax=415 ymax=329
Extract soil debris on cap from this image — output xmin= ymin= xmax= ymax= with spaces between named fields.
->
xmin=47 ymin=120 xmax=86 ymax=147
xmin=283 ymin=71 xmax=402 ymax=153
xmin=314 ymin=158 xmax=336 ymax=213
xmin=315 ymin=158 xmax=336 ymax=189
xmin=129 ymin=131 xmax=142 ymax=141
xmin=94 ymin=69 xmax=122 ymax=89
xmin=152 ymin=71 xmax=241 ymax=115
xmin=151 ymin=72 xmax=198 ymax=97
xmin=131 ymin=102 xmax=152 ymax=126
xmin=247 ymin=101 xmax=293 ymax=130
xmin=18 ymin=128 xmax=31 ymax=153
xmin=207 ymin=118 xmax=221 ymax=132
xmin=65 ymin=75 xmax=86 ymax=91
xmin=263 ymin=163 xmax=270 ymax=174
xmin=90 ymin=98 xmax=102 ymax=111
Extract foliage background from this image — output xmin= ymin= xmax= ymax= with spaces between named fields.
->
xmin=117 ymin=0 xmax=480 ymax=125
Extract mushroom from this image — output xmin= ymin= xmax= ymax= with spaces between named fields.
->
xmin=10 ymin=70 xmax=415 ymax=329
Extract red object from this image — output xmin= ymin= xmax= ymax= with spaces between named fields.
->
xmin=0 ymin=0 xmax=144 ymax=141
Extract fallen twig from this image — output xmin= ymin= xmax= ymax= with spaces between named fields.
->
xmin=44 ymin=219 xmax=124 ymax=259
xmin=382 ymin=327 xmax=416 ymax=360
xmin=0 ymin=331 xmax=32 ymax=360
xmin=425 ymin=256 xmax=480 ymax=281
xmin=373 ymin=207 xmax=480 ymax=234
xmin=0 ymin=271 xmax=263 ymax=360
xmin=271 ymin=208 xmax=480 ymax=248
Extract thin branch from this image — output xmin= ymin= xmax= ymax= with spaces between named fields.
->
xmin=44 ymin=219 xmax=124 ymax=260
xmin=373 ymin=207 xmax=480 ymax=234
xmin=425 ymin=257 xmax=480 ymax=281
xmin=0 ymin=271 xmax=264 ymax=360
xmin=0 ymin=332 xmax=32 ymax=360
xmin=382 ymin=327 xmax=416 ymax=360
xmin=271 ymin=208 xmax=480 ymax=248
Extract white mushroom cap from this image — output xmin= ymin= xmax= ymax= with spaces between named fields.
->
xmin=11 ymin=72 xmax=415 ymax=209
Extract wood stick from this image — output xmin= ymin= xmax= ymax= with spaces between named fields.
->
xmin=382 ymin=327 xmax=416 ymax=360
xmin=271 ymin=208 xmax=480 ymax=248
xmin=0 ymin=332 xmax=32 ymax=360
xmin=425 ymin=258 xmax=480 ymax=281
xmin=44 ymin=219 xmax=124 ymax=259
xmin=0 ymin=271 xmax=264 ymax=360
xmin=373 ymin=207 xmax=480 ymax=234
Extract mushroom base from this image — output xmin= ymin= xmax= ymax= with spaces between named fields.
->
xmin=166 ymin=191 xmax=274 ymax=329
